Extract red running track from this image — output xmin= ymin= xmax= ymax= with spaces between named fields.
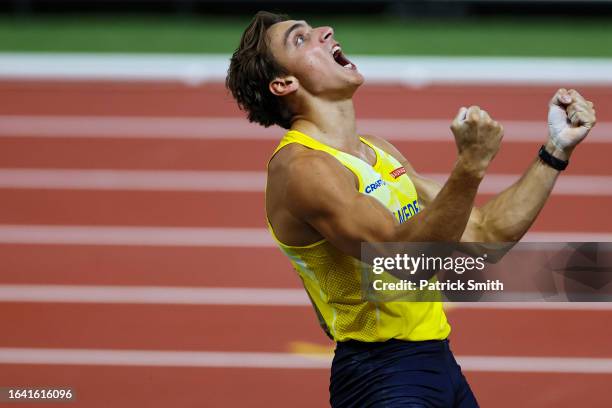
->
xmin=1 ymin=80 xmax=611 ymax=407
xmin=1 ymin=138 xmax=612 ymax=174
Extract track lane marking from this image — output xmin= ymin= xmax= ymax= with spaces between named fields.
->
xmin=0 ymin=169 xmax=611 ymax=195
xmin=0 ymin=284 xmax=611 ymax=310
xmin=0 ymin=225 xmax=273 ymax=247
xmin=1 ymin=347 xmax=612 ymax=373
xmin=0 ymin=225 xmax=610 ymax=246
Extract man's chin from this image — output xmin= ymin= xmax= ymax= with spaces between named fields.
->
xmin=347 ymin=71 xmax=365 ymax=89
xmin=353 ymin=71 xmax=365 ymax=86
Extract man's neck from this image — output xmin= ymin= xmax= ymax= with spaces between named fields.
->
xmin=291 ymin=98 xmax=360 ymax=152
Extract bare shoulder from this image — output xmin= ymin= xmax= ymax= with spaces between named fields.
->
xmin=268 ymin=143 xmax=351 ymax=186
xmin=267 ymin=144 xmax=357 ymax=216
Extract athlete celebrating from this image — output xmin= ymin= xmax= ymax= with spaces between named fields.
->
xmin=226 ymin=11 xmax=597 ymax=408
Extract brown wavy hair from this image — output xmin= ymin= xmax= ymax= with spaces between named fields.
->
xmin=226 ymin=11 xmax=294 ymax=129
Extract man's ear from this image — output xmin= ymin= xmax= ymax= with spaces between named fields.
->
xmin=269 ymin=76 xmax=299 ymax=97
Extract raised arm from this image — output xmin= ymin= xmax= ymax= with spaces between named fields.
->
xmin=383 ymin=88 xmax=597 ymax=244
xmin=477 ymin=88 xmax=596 ymax=241
xmin=283 ymin=106 xmax=504 ymax=259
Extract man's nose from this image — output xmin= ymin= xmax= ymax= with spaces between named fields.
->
xmin=319 ymin=26 xmax=334 ymax=43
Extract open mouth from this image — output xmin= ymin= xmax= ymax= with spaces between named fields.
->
xmin=332 ymin=44 xmax=356 ymax=70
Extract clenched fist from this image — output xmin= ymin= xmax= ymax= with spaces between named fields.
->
xmin=450 ymin=105 xmax=504 ymax=177
xmin=548 ymin=88 xmax=597 ymax=155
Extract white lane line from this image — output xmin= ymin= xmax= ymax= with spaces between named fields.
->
xmin=0 ymin=348 xmax=330 ymax=369
xmin=449 ymin=302 xmax=612 ymax=311
xmin=525 ymin=232 xmax=612 ymax=242
xmin=0 ymin=169 xmax=267 ymax=192
xmin=1 ymin=169 xmax=611 ymax=196
xmin=458 ymin=356 xmax=612 ymax=374
xmin=0 ymin=115 xmax=610 ymax=143
xmin=0 ymin=116 xmax=279 ymax=139
xmin=0 ymin=347 xmax=611 ymax=373
xmin=2 ymin=53 xmax=612 ymax=86
xmin=1 ymin=284 xmax=612 ymax=311
xmin=0 ymin=225 xmax=274 ymax=247
xmin=0 ymin=225 xmax=609 ymax=247
xmin=0 ymin=285 xmax=310 ymax=306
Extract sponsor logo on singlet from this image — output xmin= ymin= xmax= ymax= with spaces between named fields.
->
xmin=395 ymin=200 xmax=420 ymax=224
xmin=365 ymin=179 xmax=386 ymax=194
xmin=390 ymin=167 xmax=406 ymax=179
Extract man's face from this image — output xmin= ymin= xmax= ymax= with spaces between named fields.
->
xmin=267 ymin=19 xmax=364 ymax=98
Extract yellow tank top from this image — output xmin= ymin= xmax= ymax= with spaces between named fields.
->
xmin=267 ymin=130 xmax=451 ymax=342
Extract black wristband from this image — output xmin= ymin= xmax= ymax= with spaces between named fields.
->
xmin=538 ymin=145 xmax=569 ymax=171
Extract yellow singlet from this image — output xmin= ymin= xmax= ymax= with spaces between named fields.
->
xmin=267 ymin=129 xmax=451 ymax=342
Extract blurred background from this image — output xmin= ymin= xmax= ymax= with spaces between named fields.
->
xmin=0 ymin=1 xmax=611 ymax=407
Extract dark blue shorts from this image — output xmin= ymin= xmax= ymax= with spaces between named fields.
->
xmin=330 ymin=339 xmax=479 ymax=408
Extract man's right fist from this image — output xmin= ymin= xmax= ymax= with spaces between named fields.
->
xmin=450 ymin=105 xmax=504 ymax=176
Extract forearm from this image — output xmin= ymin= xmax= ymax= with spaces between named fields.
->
xmin=478 ymin=140 xmax=564 ymax=242
xmin=394 ymin=159 xmax=483 ymax=242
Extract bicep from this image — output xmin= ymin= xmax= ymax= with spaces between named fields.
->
xmin=286 ymin=156 xmax=398 ymax=258
xmin=306 ymin=192 xmax=398 ymax=258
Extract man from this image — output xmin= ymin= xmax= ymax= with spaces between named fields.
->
xmin=226 ymin=11 xmax=596 ymax=408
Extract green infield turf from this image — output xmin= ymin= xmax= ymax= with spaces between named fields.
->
xmin=0 ymin=15 xmax=610 ymax=57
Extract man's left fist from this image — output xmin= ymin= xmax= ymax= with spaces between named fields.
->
xmin=548 ymin=88 xmax=597 ymax=152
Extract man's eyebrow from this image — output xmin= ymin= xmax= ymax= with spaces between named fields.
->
xmin=284 ymin=22 xmax=306 ymax=47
